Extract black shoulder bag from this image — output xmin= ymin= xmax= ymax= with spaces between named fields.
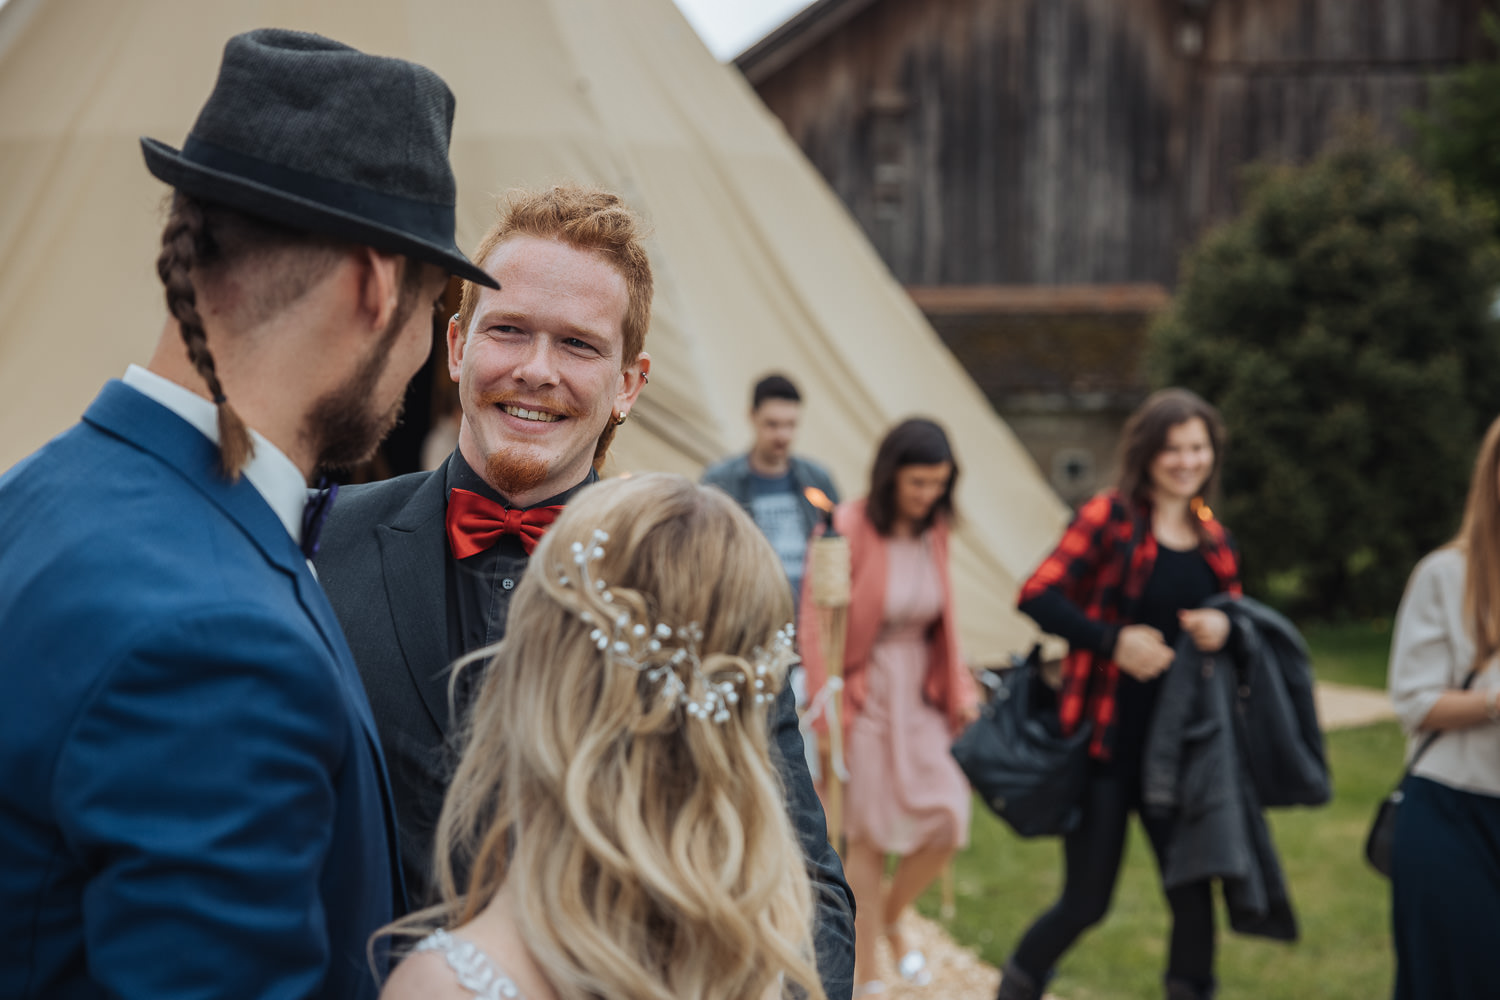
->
xmin=950 ymin=644 xmax=1093 ymax=836
xmin=951 ymin=509 xmax=1142 ymax=837
xmin=1364 ymin=667 xmax=1479 ymax=877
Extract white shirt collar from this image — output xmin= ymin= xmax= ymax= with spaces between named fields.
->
xmin=122 ymin=365 xmax=308 ymax=547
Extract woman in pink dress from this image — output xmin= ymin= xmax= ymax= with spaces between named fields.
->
xmin=802 ymin=418 xmax=980 ymax=996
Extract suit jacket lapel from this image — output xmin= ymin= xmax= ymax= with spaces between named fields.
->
xmin=294 ymin=569 xmax=384 ymax=730
xmin=88 ymin=380 xmax=407 ymax=907
xmin=85 ymin=381 xmax=385 ymax=747
xmin=85 ymin=381 xmax=302 ymax=577
xmin=376 ymin=468 xmax=455 ymax=733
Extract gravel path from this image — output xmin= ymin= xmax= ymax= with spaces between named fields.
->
xmin=867 ymin=680 xmax=1394 ymax=999
xmin=1315 ymin=681 xmax=1395 ymax=730
xmin=867 ymin=911 xmax=1001 ymax=998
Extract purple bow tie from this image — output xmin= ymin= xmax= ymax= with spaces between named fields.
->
xmin=301 ymin=478 xmax=339 ymax=560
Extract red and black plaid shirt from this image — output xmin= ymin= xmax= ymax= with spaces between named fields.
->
xmin=1018 ymin=489 xmax=1241 ymax=759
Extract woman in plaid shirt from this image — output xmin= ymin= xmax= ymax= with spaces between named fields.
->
xmin=997 ymin=389 xmax=1242 ymax=1000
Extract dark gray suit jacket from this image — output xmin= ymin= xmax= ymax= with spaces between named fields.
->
xmin=315 ymin=462 xmax=855 ymax=999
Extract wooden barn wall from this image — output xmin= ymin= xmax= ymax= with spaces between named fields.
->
xmin=751 ymin=0 xmax=1489 ymax=287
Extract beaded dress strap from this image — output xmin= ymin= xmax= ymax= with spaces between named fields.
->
xmin=412 ymin=928 xmax=525 ymax=999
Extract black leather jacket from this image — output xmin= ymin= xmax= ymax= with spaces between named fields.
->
xmin=1142 ymin=595 xmax=1330 ymax=941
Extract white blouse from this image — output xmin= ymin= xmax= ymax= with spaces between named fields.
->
xmin=1388 ymin=546 xmax=1500 ymax=797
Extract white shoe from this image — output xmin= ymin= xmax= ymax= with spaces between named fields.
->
xmin=897 ymin=949 xmax=932 ymax=986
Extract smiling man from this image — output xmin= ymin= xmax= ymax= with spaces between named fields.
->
xmin=315 ymin=185 xmax=855 ymax=997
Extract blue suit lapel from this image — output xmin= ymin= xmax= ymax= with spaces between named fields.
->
xmin=86 ymin=378 xmax=408 ymax=910
xmin=291 ymin=560 xmax=409 ymax=907
xmin=83 ymin=381 xmax=384 ymax=749
xmin=294 ymin=567 xmax=385 ymax=739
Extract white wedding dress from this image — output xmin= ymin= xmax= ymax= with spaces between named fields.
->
xmin=412 ymin=928 xmax=527 ymax=999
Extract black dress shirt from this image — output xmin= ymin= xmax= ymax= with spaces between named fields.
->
xmin=443 ymin=451 xmax=597 ymax=714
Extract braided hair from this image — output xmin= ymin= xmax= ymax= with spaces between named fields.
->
xmin=156 ymin=193 xmax=254 ymax=478
xmin=155 ymin=194 xmax=345 ymax=480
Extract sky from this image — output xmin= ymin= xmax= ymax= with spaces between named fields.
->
xmin=0 ymin=0 xmax=807 ymax=63
xmin=670 ymin=0 xmax=813 ymax=60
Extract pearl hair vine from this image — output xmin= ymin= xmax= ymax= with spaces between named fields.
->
xmin=558 ymin=529 xmax=797 ymax=723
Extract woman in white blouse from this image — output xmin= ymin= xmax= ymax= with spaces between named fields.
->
xmin=1388 ymin=415 xmax=1500 ymax=1000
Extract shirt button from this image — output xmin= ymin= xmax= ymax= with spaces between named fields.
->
xmin=502 ymin=578 xmax=515 ymax=591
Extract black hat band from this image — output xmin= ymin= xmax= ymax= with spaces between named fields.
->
xmin=181 ymin=136 xmax=457 ymax=250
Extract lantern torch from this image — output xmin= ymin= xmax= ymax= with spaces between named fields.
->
xmin=804 ymin=486 xmax=850 ymax=852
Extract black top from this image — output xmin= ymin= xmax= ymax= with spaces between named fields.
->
xmin=1108 ymin=545 xmax=1221 ymax=775
xmin=1020 ymin=542 xmax=1222 ymax=777
xmin=443 ymin=451 xmax=597 ymax=711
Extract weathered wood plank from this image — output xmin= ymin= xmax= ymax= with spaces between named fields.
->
xmin=744 ymin=0 xmax=1487 ymax=288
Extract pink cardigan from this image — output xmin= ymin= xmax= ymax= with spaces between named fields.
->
xmin=798 ymin=498 xmax=977 ymax=746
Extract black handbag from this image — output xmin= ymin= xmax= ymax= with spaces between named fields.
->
xmin=1364 ymin=667 xmax=1478 ymax=877
xmin=1363 ymin=789 xmax=1403 ymax=878
xmin=951 ymin=645 xmax=1092 ymax=837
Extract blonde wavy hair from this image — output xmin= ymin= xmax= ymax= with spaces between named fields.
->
xmin=424 ymin=473 xmax=824 ymax=1000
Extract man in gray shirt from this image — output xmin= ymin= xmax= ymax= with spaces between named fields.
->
xmin=702 ymin=374 xmax=839 ymax=599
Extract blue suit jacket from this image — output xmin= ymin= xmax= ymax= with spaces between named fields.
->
xmin=0 ymin=381 xmax=400 ymax=1000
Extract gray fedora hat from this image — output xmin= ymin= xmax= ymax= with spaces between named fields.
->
xmin=141 ymin=28 xmax=497 ymax=288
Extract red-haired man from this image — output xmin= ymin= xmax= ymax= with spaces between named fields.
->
xmin=317 ymin=185 xmax=856 ymax=998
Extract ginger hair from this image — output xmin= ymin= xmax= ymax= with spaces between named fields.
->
xmin=454 ymin=185 xmax=654 ymax=468
xmin=419 ymin=474 xmax=824 ymax=1000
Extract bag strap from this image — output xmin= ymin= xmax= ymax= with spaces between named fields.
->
xmin=1402 ymin=666 xmax=1482 ymax=776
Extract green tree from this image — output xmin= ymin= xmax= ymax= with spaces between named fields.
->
xmin=1150 ymin=129 xmax=1500 ymax=617
xmin=1413 ymin=11 xmax=1500 ymax=229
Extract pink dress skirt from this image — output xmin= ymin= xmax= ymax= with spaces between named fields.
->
xmin=845 ymin=534 xmax=971 ymax=853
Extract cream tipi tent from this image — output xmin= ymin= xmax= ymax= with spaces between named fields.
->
xmin=0 ymin=0 xmax=1067 ymax=662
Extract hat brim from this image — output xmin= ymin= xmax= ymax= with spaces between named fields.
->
xmin=141 ymin=137 xmax=498 ymax=289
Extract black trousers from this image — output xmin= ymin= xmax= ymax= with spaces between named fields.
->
xmin=1011 ymin=772 xmax=1216 ymax=990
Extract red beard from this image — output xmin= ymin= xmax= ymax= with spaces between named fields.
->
xmin=485 ymin=449 xmax=550 ymax=498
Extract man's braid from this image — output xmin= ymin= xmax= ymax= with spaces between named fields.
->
xmin=155 ymin=194 xmax=254 ymax=479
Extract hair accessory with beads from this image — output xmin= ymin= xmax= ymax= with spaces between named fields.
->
xmin=559 ymin=529 xmax=796 ymax=723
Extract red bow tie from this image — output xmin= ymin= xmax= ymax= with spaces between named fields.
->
xmin=446 ymin=489 xmax=565 ymax=558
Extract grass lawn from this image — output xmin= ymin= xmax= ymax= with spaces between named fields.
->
xmin=1301 ymin=621 xmax=1393 ymax=690
xmin=920 ymin=723 xmax=1407 ymax=999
